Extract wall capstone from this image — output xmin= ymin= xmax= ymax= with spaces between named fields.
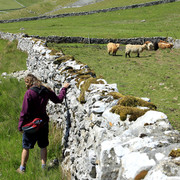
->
xmin=1 ymin=31 xmax=180 ymax=180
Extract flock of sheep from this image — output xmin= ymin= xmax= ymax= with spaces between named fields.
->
xmin=107 ymin=40 xmax=173 ymax=57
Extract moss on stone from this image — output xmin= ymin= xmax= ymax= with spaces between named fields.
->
xmin=75 ymin=68 xmax=96 ymax=88
xmin=53 ymin=55 xmax=74 ymax=64
xmin=78 ymin=91 xmax=86 ymax=104
xmin=110 ymin=105 xmax=148 ymax=121
xmin=49 ymin=48 xmax=59 ymax=55
xmin=169 ymin=149 xmax=180 ymax=158
xmin=108 ymin=92 xmax=124 ymax=99
xmin=76 ymin=75 xmax=92 ymax=88
xmin=117 ymin=95 xmax=157 ymax=110
xmin=76 ymin=69 xmax=96 ymax=76
xmin=78 ymin=77 xmax=105 ymax=103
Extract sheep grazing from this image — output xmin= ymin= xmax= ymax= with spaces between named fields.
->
xmin=125 ymin=42 xmax=149 ymax=58
xmin=145 ymin=41 xmax=154 ymax=50
xmin=107 ymin=42 xmax=120 ymax=56
xmin=153 ymin=40 xmax=173 ymax=50
xmin=153 ymin=41 xmax=159 ymax=51
xmin=158 ymin=40 xmax=173 ymax=49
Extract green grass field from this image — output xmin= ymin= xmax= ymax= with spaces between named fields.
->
xmin=0 ymin=0 xmax=23 ymax=10
xmin=47 ymin=0 xmax=162 ymax=15
xmin=0 ymin=1 xmax=179 ymax=39
xmin=0 ymin=40 xmax=27 ymax=73
xmin=0 ymin=0 xmax=158 ymax=19
xmin=15 ymin=0 xmax=44 ymax=7
xmin=0 ymin=0 xmax=77 ymax=19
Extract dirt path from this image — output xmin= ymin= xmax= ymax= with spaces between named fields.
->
xmin=65 ymin=0 xmax=104 ymax=8
xmin=43 ymin=0 xmax=104 ymax=15
xmin=14 ymin=0 xmax=25 ymax=7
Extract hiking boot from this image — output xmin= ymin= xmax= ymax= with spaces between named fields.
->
xmin=16 ymin=168 xmax=25 ymax=174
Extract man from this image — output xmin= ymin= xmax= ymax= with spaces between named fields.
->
xmin=17 ymin=74 xmax=70 ymax=173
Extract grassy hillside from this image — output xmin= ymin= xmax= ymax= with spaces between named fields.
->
xmin=0 ymin=1 xmax=179 ymax=39
xmin=0 ymin=0 xmax=77 ymax=19
xmin=46 ymin=0 xmax=162 ymax=15
xmin=16 ymin=0 xmax=44 ymax=7
xmin=0 ymin=40 xmax=27 ymax=73
xmin=0 ymin=0 xmax=23 ymax=10
xmin=0 ymin=0 xmax=158 ymax=20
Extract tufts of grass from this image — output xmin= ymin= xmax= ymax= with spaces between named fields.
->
xmin=0 ymin=78 xmax=25 ymax=123
xmin=0 ymin=39 xmax=27 ymax=74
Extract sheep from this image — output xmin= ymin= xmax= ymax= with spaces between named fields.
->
xmin=145 ymin=41 xmax=154 ymax=50
xmin=125 ymin=42 xmax=149 ymax=58
xmin=153 ymin=41 xmax=159 ymax=51
xmin=153 ymin=40 xmax=173 ymax=50
xmin=158 ymin=41 xmax=173 ymax=49
xmin=107 ymin=43 xmax=120 ymax=56
xmin=159 ymin=40 xmax=167 ymax=43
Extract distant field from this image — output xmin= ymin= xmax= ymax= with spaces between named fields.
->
xmin=0 ymin=0 xmax=77 ymax=19
xmin=0 ymin=0 xmax=45 ymax=10
xmin=48 ymin=0 xmax=159 ymax=15
xmin=15 ymin=0 xmax=44 ymax=7
xmin=0 ymin=0 xmax=158 ymax=20
xmin=0 ymin=0 xmax=23 ymax=10
xmin=0 ymin=1 xmax=179 ymax=39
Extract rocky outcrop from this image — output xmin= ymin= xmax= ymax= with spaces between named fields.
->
xmin=1 ymin=32 xmax=180 ymax=180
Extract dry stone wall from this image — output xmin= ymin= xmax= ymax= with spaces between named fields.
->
xmin=25 ymin=34 xmax=180 ymax=48
xmin=27 ymin=35 xmax=168 ymax=45
xmin=1 ymin=32 xmax=180 ymax=180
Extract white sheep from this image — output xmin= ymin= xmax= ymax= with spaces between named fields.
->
xmin=125 ymin=42 xmax=149 ymax=58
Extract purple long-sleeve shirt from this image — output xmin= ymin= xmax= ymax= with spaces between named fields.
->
xmin=18 ymin=86 xmax=67 ymax=131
